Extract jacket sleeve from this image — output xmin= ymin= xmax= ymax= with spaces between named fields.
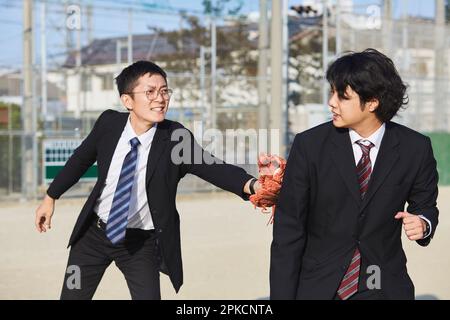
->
xmin=175 ymin=127 xmax=254 ymax=200
xmin=270 ymin=133 xmax=310 ymax=299
xmin=46 ymin=110 xmax=111 ymax=199
xmin=407 ymin=137 xmax=439 ymax=247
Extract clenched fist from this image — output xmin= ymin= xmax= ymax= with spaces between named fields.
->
xmin=394 ymin=211 xmax=427 ymax=241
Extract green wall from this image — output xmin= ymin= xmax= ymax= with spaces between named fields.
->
xmin=426 ymin=133 xmax=450 ymax=186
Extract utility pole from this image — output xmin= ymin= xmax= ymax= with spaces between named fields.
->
xmin=85 ymin=3 xmax=93 ymax=133
xmin=40 ymin=0 xmax=47 ymax=120
xmin=86 ymin=4 xmax=93 ymax=44
xmin=22 ymin=0 xmax=36 ymax=200
xmin=62 ymin=0 xmax=73 ymax=131
xmin=435 ymin=0 xmax=447 ymax=131
xmin=178 ymin=11 xmax=185 ymax=52
xmin=74 ymin=2 xmax=82 ymax=119
xmin=382 ymin=0 xmax=393 ymax=56
xmin=282 ymin=0 xmax=289 ymax=152
xmin=270 ymin=0 xmax=283 ymax=155
xmin=258 ymin=0 xmax=269 ymax=130
xmin=39 ymin=0 xmax=47 ymax=195
xmin=178 ymin=12 xmax=184 ymax=125
xmin=128 ymin=8 xmax=133 ymax=64
xmin=8 ymin=103 xmax=12 ymax=195
xmin=335 ymin=0 xmax=342 ymax=56
xmin=322 ymin=0 xmax=329 ymax=111
xmin=400 ymin=0 xmax=409 ymax=73
xmin=210 ymin=17 xmax=217 ymax=129
xmin=200 ymin=46 xmax=207 ymax=114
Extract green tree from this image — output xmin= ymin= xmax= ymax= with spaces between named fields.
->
xmin=162 ymin=0 xmax=255 ymax=76
xmin=157 ymin=0 xmax=257 ymax=130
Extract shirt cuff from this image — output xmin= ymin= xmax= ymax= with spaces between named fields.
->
xmin=419 ymin=215 xmax=432 ymax=238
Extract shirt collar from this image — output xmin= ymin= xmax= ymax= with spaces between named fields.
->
xmin=123 ymin=116 xmax=157 ymax=150
xmin=349 ymin=123 xmax=386 ymax=148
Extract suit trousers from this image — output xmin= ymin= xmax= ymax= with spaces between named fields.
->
xmin=60 ymin=215 xmax=161 ymax=300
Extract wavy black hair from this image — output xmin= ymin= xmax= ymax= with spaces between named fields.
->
xmin=326 ymin=48 xmax=408 ymax=122
xmin=115 ymin=60 xmax=167 ymax=97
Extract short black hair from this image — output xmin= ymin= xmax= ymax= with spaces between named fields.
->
xmin=326 ymin=48 xmax=408 ymax=122
xmin=115 ymin=60 xmax=167 ymax=96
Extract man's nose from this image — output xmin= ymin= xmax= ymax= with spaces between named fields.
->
xmin=154 ymin=91 xmax=165 ymax=103
xmin=328 ymin=92 xmax=338 ymax=109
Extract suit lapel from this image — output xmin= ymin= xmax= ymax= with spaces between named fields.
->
xmin=145 ymin=120 xmax=170 ymax=185
xmin=330 ymin=126 xmax=362 ymax=206
xmin=360 ymin=122 xmax=399 ymax=211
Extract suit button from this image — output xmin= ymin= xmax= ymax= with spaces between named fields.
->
xmin=360 ymin=214 xmax=365 ymax=219
xmin=158 ymin=229 xmax=163 ymax=233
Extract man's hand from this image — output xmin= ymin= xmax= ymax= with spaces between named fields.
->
xmin=35 ymin=194 xmax=55 ymax=233
xmin=249 ymin=154 xmax=286 ymax=224
xmin=394 ymin=211 xmax=426 ymax=241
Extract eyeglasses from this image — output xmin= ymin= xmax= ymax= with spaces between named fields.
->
xmin=126 ymin=88 xmax=173 ymax=101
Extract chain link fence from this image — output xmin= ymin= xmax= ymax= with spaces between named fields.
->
xmin=1 ymin=4 xmax=449 ymax=200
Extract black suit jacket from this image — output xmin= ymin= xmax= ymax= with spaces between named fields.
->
xmin=47 ymin=109 xmax=253 ymax=292
xmin=270 ymin=121 xmax=439 ymax=300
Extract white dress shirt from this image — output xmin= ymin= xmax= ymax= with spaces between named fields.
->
xmin=94 ymin=117 xmax=156 ymax=230
xmin=349 ymin=123 xmax=385 ymax=167
xmin=348 ymin=123 xmax=431 ymax=238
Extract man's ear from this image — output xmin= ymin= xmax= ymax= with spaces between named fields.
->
xmin=367 ymin=98 xmax=379 ymax=113
xmin=120 ymin=94 xmax=133 ymax=111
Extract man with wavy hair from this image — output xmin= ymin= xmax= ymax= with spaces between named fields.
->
xmin=270 ymin=49 xmax=439 ymax=300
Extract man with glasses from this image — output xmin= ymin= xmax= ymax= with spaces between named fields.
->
xmin=35 ymin=60 xmax=267 ymax=299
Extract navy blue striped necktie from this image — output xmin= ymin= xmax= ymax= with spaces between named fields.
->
xmin=106 ymin=137 xmax=140 ymax=245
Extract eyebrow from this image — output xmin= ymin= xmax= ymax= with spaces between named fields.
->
xmin=144 ymin=84 xmax=168 ymax=89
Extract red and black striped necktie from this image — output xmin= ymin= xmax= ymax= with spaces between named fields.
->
xmin=337 ymin=140 xmax=374 ymax=300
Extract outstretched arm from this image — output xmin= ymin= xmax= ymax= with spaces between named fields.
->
xmin=176 ymin=128 xmax=256 ymax=199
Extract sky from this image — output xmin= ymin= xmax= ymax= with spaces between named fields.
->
xmin=0 ymin=0 xmax=438 ymax=70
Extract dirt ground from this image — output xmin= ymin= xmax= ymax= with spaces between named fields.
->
xmin=1 ymin=187 xmax=449 ymax=300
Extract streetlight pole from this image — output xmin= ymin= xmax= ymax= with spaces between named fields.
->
xmin=270 ymin=0 xmax=283 ymax=155
xmin=258 ymin=0 xmax=269 ymax=130
xmin=22 ymin=0 xmax=36 ymax=200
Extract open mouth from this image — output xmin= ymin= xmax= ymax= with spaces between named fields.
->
xmin=151 ymin=107 xmax=165 ymax=113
